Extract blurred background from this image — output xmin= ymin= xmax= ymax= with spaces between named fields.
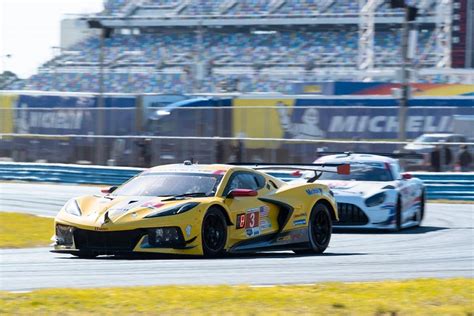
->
xmin=0 ymin=0 xmax=473 ymax=171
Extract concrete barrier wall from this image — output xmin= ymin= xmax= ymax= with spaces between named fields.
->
xmin=0 ymin=163 xmax=473 ymax=201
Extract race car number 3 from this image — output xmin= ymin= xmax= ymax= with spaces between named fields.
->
xmin=236 ymin=211 xmax=260 ymax=229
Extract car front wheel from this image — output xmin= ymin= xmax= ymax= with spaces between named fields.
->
xmin=201 ymin=207 xmax=227 ymax=257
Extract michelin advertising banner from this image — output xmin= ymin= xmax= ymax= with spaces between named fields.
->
xmin=233 ymin=98 xmax=474 ymax=148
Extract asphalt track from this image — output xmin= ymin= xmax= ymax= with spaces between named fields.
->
xmin=0 ymin=182 xmax=473 ymax=291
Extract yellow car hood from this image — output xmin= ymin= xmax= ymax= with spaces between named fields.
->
xmin=75 ymin=195 xmax=198 ymax=224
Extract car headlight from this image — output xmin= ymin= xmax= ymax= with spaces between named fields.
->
xmin=145 ymin=202 xmax=199 ymax=218
xmin=365 ymin=192 xmax=386 ymax=207
xmin=64 ymin=199 xmax=81 ymax=216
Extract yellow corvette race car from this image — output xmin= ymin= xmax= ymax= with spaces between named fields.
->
xmin=52 ymin=162 xmax=348 ymax=258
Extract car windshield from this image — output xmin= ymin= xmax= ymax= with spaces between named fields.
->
xmin=112 ymin=172 xmax=222 ymax=197
xmin=318 ymin=163 xmax=393 ymax=181
xmin=413 ymin=135 xmax=444 ymax=143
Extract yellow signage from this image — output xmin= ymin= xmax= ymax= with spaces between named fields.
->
xmin=232 ymin=98 xmax=295 ymax=149
xmin=0 ymin=94 xmax=17 ymax=135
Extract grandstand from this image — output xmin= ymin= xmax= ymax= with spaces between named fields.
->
xmin=5 ymin=0 xmax=474 ymax=93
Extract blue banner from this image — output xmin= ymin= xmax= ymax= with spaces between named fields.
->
xmin=13 ymin=95 xmax=136 ymax=135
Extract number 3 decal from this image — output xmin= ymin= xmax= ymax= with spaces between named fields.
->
xmin=249 ymin=213 xmax=255 ymax=227
xmin=236 ymin=211 xmax=260 ymax=229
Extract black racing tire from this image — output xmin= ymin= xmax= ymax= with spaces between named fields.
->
xmin=71 ymin=251 xmax=97 ymax=259
xmin=395 ymin=197 xmax=402 ymax=231
xmin=294 ymin=203 xmax=332 ymax=255
xmin=201 ymin=207 xmax=227 ymax=257
xmin=416 ymin=191 xmax=426 ymax=227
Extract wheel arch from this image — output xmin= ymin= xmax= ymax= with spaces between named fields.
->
xmin=315 ymin=198 xmax=337 ymax=221
xmin=206 ymin=204 xmax=233 ymax=226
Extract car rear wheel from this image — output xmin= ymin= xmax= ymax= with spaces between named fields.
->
xmin=395 ymin=197 xmax=402 ymax=231
xmin=201 ymin=207 xmax=227 ymax=257
xmin=416 ymin=191 xmax=425 ymax=226
xmin=294 ymin=203 xmax=332 ymax=255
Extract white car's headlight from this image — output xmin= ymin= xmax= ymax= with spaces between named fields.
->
xmin=64 ymin=199 xmax=81 ymax=216
xmin=365 ymin=192 xmax=386 ymax=207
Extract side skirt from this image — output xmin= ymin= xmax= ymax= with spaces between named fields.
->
xmin=228 ymin=228 xmax=309 ymax=253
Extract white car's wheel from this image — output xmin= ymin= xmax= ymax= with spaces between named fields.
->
xmin=415 ymin=191 xmax=425 ymax=227
xmin=395 ymin=197 xmax=402 ymax=231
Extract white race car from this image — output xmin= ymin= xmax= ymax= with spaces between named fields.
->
xmin=314 ymin=153 xmax=425 ymax=230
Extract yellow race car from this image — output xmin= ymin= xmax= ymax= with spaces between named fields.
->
xmin=52 ymin=162 xmax=348 ymax=258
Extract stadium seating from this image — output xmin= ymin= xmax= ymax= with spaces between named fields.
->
xmin=5 ymin=0 xmax=444 ymax=93
xmin=104 ymin=0 xmax=434 ymax=16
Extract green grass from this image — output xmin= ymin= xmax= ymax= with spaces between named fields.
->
xmin=0 ymin=212 xmax=54 ymax=248
xmin=1 ymin=279 xmax=473 ymax=315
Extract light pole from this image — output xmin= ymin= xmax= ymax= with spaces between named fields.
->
xmin=399 ymin=6 xmax=409 ymax=142
xmin=389 ymin=0 xmax=418 ymax=142
xmin=87 ymin=20 xmax=112 ymax=164
xmin=87 ymin=20 xmax=112 ymax=165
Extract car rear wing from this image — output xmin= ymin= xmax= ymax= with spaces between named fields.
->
xmin=315 ymin=151 xmax=424 ymax=159
xmin=232 ymin=163 xmax=350 ymax=183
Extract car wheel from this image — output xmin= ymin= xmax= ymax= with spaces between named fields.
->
xmin=416 ymin=191 xmax=425 ymax=226
xmin=201 ymin=207 xmax=227 ymax=257
xmin=395 ymin=197 xmax=402 ymax=231
xmin=293 ymin=203 xmax=333 ymax=255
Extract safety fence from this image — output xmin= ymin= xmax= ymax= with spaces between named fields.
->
xmin=0 ymin=162 xmax=472 ymax=201
xmin=1 ymin=102 xmax=473 ymax=166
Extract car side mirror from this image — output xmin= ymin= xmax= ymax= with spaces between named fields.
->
xmin=101 ymin=186 xmax=117 ymax=194
xmin=227 ymin=189 xmax=258 ymax=198
xmin=401 ymin=173 xmax=412 ymax=180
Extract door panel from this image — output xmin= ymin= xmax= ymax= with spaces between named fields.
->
xmin=225 ymin=195 xmax=280 ymax=242
xmin=223 ymin=171 xmax=280 ymax=242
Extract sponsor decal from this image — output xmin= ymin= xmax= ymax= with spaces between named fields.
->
xmin=236 ymin=210 xmax=259 ymax=230
xmin=94 ymin=227 xmax=109 ymax=231
xmin=327 ymin=115 xmax=452 ymax=134
xmin=305 ymin=188 xmax=322 ymax=196
xmin=259 ymin=205 xmax=270 ymax=217
xmin=185 ymin=225 xmax=192 ymax=237
xmin=245 ymin=211 xmax=260 ymax=229
xmin=236 ymin=205 xmax=272 ymax=235
xmin=294 ymin=212 xmax=307 ymax=218
xmin=259 ymin=205 xmax=271 ymax=230
xmin=246 ymin=227 xmax=260 ymax=237
xmin=236 ymin=206 xmax=269 ymax=228
xmin=381 ymin=203 xmax=395 ymax=210
xmin=260 ymin=219 xmax=272 ymax=230
xmin=236 ymin=213 xmax=246 ymax=229
xmin=293 ymin=219 xmax=307 ymax=226
xmin=108 ymin=199 xmax=145 ymax=218
xmin=142 ymin=202 xmax=164 ymax=209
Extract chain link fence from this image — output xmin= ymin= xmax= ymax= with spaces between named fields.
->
xmin=1 ymin=106 xmax=472 ymax=171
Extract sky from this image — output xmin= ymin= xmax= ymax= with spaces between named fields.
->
xmin=0 ymin=0 xmax=104 ymax=79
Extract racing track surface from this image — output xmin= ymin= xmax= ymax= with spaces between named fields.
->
xmin=0 ymin=182 xmax=473 ymax=291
